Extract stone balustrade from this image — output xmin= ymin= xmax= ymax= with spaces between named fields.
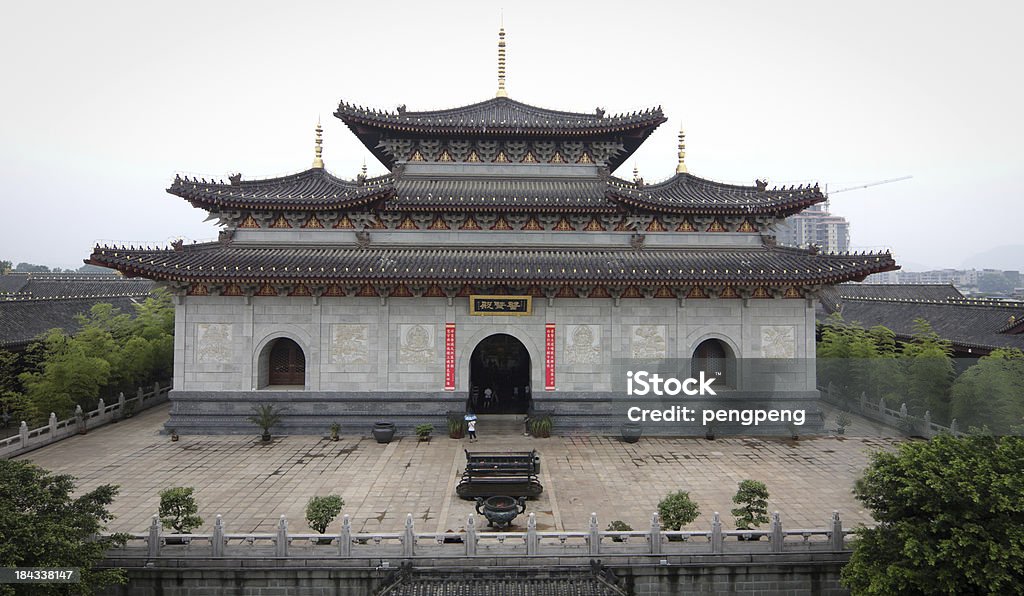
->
xmin=820 ymin=383 xmax=961 ymax=438
xmin=107 ymin=510 xmax=853 ymax=560
xmin=0 ymin=382 xmax=171 ymax=458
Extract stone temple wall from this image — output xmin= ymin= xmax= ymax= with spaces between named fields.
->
xmin=168 ymin=294 xmax=821 ymax=435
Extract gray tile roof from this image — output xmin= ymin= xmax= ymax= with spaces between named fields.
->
xmin=610 ymin=175 xmax=826 ymax=216
xmin=337 ymin=97 xmax=663 ymax=135
xmin=819 ymin=283 xmax=963 ymax=310
xmin=88 ymin=243 xmax=896 ymax=286
xmin=169 ymin=169 xmax=392 ymax=211
xmin=392 ymin=176 xmax=615 ymax=211
xmin=0 ymin=295 xmax=149 ymax=350
xmin=335 ymin=97 xmax=665 ymax=171
xmin=818 ymin=287 xmax=1024 ymax=353
xmin=0 ymin=274 xmax=155 ymax=299
xmin=169 ymin=169 xmax=825 ymax=217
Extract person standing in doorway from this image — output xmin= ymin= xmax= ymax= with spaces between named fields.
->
xmin=467 ymin=418 xmax=477 ymax=442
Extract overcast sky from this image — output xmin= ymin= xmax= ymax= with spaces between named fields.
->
xmin=2 ymin=0 xmax=1022 ymax=271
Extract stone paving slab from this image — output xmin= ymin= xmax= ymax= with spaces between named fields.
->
xmin=17 ymin=403 xmax=898 ymax=536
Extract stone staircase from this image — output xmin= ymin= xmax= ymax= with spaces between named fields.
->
xmin=477 ymin=414 xmax=528 ymax=436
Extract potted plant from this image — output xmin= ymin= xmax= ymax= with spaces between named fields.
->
xmin=248 ymin=403 xmax=283 ymax=442
xmin=372 ymin=422 xmax=396 ymax=443
xmin=330 ymin=422 xmax=341 ymax=442
xmin=607 ymin=520 xmax=633 ymax=542
xmin=731 ymin=480 xmax=770 ymax=540
xmin=834 ymin=411 xmax=852 ymax=435
xmin=305 ymin=494 xmax=345 ymax=544
xmin=529 ymin=414 xmax=552 ymax=438
xmin=169 ymin=428 xmax=179 ymax=442
xmin=621 ymin=422 xmax=642 ymax=443
xmin=657 ymin=490 xmax=700 ymax=540
xmin=415 ymin=423 xmax=434 ymax=442
xmin=447 ymin=417 xmax=467 ymax=439
xmin=159 ymin=486 xmax=203 ymax=543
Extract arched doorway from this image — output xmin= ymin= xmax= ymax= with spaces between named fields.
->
xmin=691 ymin=338 xmax=734 ymax=389
xmin=469 ymin=334 xmax=531 ymax=414
xmin=262 ymin=338 xmax=306 ymax=387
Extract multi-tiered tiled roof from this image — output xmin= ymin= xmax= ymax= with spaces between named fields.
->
xmin=336 ymin=97 xmax=666 ymax=171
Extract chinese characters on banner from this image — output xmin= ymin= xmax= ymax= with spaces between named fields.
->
xmin=444 ymin=323 xmax=456 ymax=391
xmin=469 ymin=295 xmax=532 ymax=316
xmin=545 ymin=323 xmax=555 ymax=391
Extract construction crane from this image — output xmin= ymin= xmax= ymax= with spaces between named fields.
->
xmin=826 ymin=176 xmax=912 ymax=195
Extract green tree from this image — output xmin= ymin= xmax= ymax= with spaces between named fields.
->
xmin=900 ymin=319 xmax=955 ymax=423
xmin=731 ymin=480 xmax=770 ymax=530
xmin=19 ymin=329 xmax=111 ymax=422
xmin=950 ymin=349 xmax=1024 ymax=434
xmin=158 ymin=487 xmax=203 ymax=534
xmin=305 ymin=495 xmax=345 ymax=534
xmin=657 ymin=490 xmax=701 ymax=530
xmin=841 ymin=435 xmax=1024 ymax=595
xmin=0 ymin=260 xmax=11 ymax=273
xmin=0 ymin=460 xmax=126 ymax=595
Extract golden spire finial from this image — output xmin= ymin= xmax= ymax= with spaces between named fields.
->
xmin=496 ymin=24 xmax=508 ymax=98
xmin=361 ymin=159 xmax=367 ymax=178
xmin=632 ymin=164 xmax=641 ymax=183
xmin=676 ymin=125 xmax=687 ymax=174
xmin=312 ymin=119 xmax=324 ymax=169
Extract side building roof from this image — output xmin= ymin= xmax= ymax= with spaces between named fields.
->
xmin=818 ymin=284 xmax=1024 ymax=354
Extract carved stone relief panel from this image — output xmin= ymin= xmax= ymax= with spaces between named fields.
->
xmin=631 ymin=325 xmax=667 ymax=359
xmin=760 ymin=325 xmax=796 ymax=358
xmin=196 ymin=323 xmax=232 ymax=364
xmin=565 ymin=324 xmax=601 ymax=365
xmin=329 ymin=324 xmax=369 ymax=364
xmin=399 ymin=324 xmax=436 ymax=365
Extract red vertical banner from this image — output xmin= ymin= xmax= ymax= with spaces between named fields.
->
xmin=444 ymin=323 xmax=456 ymax=391
xmin=544 ymin=323 xmax=556 ymax=391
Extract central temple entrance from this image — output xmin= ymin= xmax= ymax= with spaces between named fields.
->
xmin=469 ymin=334 xmax=531 ymax=414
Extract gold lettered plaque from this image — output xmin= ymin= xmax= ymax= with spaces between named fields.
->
xmin=469 ymin=295 xmax=532 ymax=316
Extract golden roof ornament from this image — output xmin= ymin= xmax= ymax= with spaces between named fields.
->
xmin=312 ymin=119 xmax=324 ymax=169
xmin=496 ymin=26 xmax=508 ymax=98
xmin=632 ymin=164 xmax=641 ymax=183
xmin=676 ymin=126 xmax=688 ymax=174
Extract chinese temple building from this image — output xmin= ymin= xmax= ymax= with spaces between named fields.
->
xmin=88 ymin=30 xmax=897 ymax=435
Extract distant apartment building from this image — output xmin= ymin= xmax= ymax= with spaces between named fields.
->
xmin=864 ymin=268 xmax=1021 ymax=296
xmin=776 ymin=203 xmax=850 ymax=253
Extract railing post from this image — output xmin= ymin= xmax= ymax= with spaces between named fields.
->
xmin=878 ymin=397 xmax=885 ymax=415
xmin=338 ymin=514 xmax=352 ymax=556
xmin=97 ymin=399 xmax=106 ymax=422
xmin=154 ymin=381 xmax=161 ymax=398
xmin=75 ymin=405 xmax=84 ymax=433
xmin=589 ymin=512 xmax=600 ymax=555
xmin=212 ymin=514 xmax=225 ymax=557
xmin=950 ymin=419 xmax=959 ymax=435
xmin=147 ymin=515 xmax=161 ymax=558
xmin=830 ymin=511 xmax=844 ymax=551
xmin=48 ymin=413 xmax=57 ymax=436
xmin=402 ymin=514 xmax=415 ymax=557
xmin=526 ymin=513 xmax=538 ymax=555
xmin=923 ymin=411 xmax=932 ymax=436
xmin=859 ymin=391 xmax=867 ymax=411
xmin=649 ymin=513 xmax=661 ymax=555
xmin=711 ymin=511 xmax=723 ymax=554
xmin=899 ymin=403 xmax=908 ymax=418
xmin=275 ymin=515 xmax=288 ymax=557
xmin=118 ymin=392 xmax=125 ymax=418
xmin=770 ymin=511 xmax=783 ymax=552
xmin=465 ymin=515 xmax=477 ymax=556
xmin=19 ymin=421 xmax=28 ymax=446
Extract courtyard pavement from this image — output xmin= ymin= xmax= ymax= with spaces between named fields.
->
xmin=17 ymin=403 xmax=898 ymax=536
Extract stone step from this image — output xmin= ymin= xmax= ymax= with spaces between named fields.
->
xmin=474 ymin=414 xmax=528 ymax=436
